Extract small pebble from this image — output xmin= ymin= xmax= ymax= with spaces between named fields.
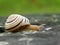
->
xmin=45 ymin=27 xmax=52 ymax=31
xmin=42 ymin=31 xmax=46 ymax=33
xmin=19 ymin=38 xmax=33 ymax=41
xmin=0 ymin=41 xmax=9 ymax=45
xmin=0 ymin=33 xmax=5 ymax=36
xmin=35 ymin=20 xmax=38 ymax=22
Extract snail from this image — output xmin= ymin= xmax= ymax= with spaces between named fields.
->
xmin=5 ymin=14 xmax=45 ymax=33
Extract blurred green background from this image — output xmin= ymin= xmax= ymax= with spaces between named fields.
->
xmin=0 ymin=0 xmax=60 ymax=16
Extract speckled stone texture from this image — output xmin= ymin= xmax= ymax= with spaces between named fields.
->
xmin=0 ymin=14 xmax=60 ymax=45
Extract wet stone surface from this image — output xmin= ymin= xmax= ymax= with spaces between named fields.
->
xmin=0 ymin=14 xmax=60 ymax=45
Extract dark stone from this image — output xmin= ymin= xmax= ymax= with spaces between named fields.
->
xmin=0 ymin=26 xmax=5 ymax=33
xmin=0 ymin=14 xmax=60 ymax=45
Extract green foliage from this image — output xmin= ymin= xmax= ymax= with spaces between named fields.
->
xmin=0 ymin=0 xmax=60 ymax=16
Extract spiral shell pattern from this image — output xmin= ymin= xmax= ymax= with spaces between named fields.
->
xmin=5 ymin=14 xmax=30 ymax=32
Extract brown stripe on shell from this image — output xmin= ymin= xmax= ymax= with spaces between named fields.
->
xmin=7 ymin=16 xmax=17 ymax=23
xmin=6 ymin=19 xmax=23 ymax=31
xmin=10 ymin=24 xmax=30 ymax=33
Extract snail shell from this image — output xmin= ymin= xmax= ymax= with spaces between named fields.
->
xmin=5 ymin=14 xmax=30 ymax=32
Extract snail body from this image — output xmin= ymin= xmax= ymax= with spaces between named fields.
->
xmin=5 ymin=14 xmax=45 ymax=33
